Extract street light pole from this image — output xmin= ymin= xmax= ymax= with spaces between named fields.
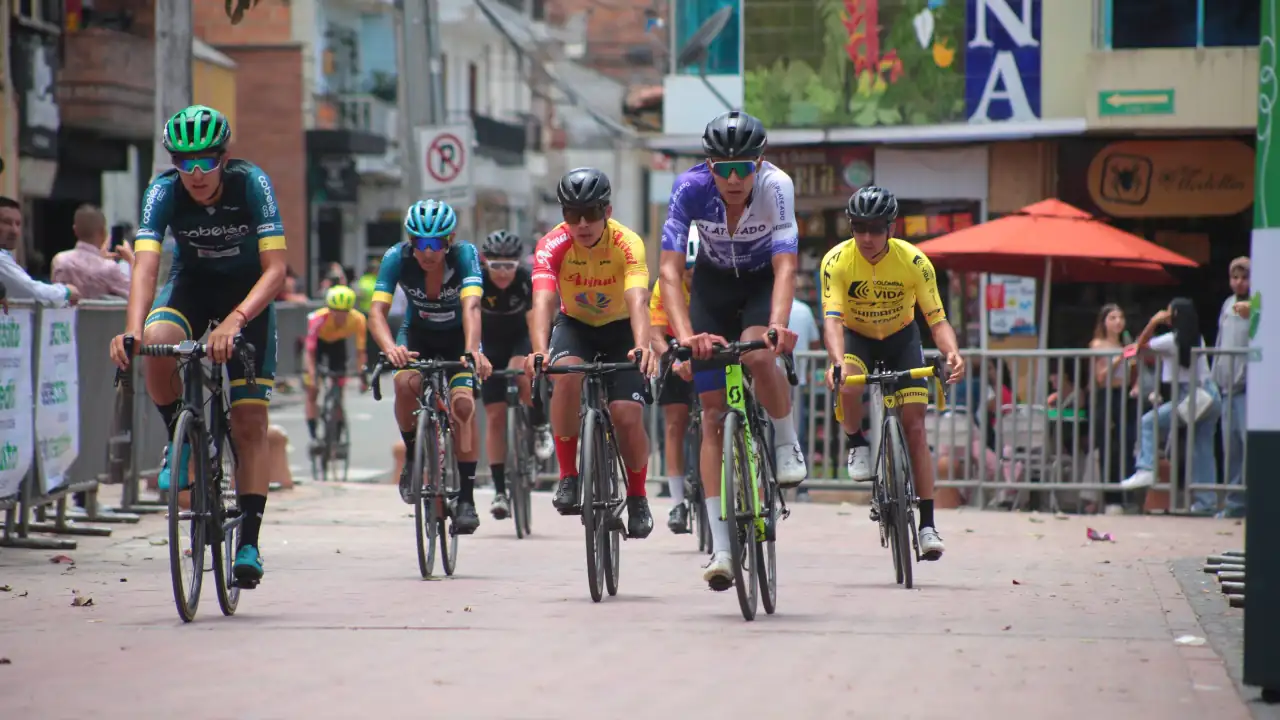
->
xmin=398 ymin=0 xmax=446 ymax=203
xmin=151 ymin=0 xmax=193 ymax=289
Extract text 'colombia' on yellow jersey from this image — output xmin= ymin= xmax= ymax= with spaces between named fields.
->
xmin=532 ymin=218 xmax=649 ymax=327
xmin=821 ymin=237 xmax=946 ymax=340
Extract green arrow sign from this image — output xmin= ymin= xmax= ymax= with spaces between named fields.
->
xmin=1098 ymin=89 xmax=1175 ymax=116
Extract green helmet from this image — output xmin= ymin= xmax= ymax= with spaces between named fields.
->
xmin=162 ymin=105 xmax=231 ymax=154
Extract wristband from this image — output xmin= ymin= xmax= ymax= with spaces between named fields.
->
xmin=231 ymin=308 xmax=249 ymax=326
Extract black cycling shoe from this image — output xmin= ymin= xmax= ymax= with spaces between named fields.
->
xmin=552 ymin=476 xmax=580 ymax=515
xmin=398 ymin=465 xmax=414 ymax=505
xmin=453 ymin=501 xmax=480 ymax=534
xmin=667 ymin=503 xmax=691 ymax=534
xmin=627 ymin=496 xmax=654 ymax=539
xmin=657 ymin=482 xmax=671 ymax=498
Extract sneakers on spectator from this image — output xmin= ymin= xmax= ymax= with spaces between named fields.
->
xmin=1119 ymin=470 xmax=1155 ymax=490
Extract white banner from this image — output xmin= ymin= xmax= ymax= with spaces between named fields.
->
xmin=0 ymin=308 xmax=35 ymax=498
xmin=36 ymin=308 xmax=79 ymax=493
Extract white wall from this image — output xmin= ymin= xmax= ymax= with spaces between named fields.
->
xmin=873 ymin=147 xmax=989 ymax=201
xmin=101 ymin=145 xmax=141 ymax=227
xmin=662 ymin=74 xmax=743 ymax=135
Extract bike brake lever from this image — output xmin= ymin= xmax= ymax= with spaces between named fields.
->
xmin=114 ymin=335 xmax=136 ymax=388
xmin=371 ymin=362 xmax=385 ymax=401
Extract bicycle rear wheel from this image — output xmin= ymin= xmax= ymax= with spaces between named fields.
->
xmin=884 ymin=418 xmax=914 ymax=590
xmin=518 ymin=409 xmax=534 ymax=536
xmin=507 ymin=406 xmax=527 ymax=539
xmin=167 ymin=409 xmax=206 ymax=623
xmin=757 ymin=464 xmax=779 ymax=614
xmin=580 ymin=410 xmax=606 ymax=602
xmin=604 ymin=448 xmax=623 ymax=598
xmin=685 ymin=421 xmax=710 ymax=553
xmin=212 ymin=428 xmax=241 ymax=616
xmin=441 ymin=425 xmax=460 ymax=576
xmin=413 ymin=412 xmax=439 ymax=578
xmin=722 ymin=412 xmax=758 ymax=621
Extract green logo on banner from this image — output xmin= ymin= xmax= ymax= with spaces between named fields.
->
xmin=0 ymin=321 xmax=20 ymax=349
xmin=0 ymin=442 xmax=17 ymax=471
xmin=1257 ymin=0 xmax=1280 ymax=228
xmin=50 ymin=321 xmax=72 ymax=346
xmin=1251 ymin=291 xmax=1263 ymax=340
xmin=0 ymin=380 xmax=15 ymax=410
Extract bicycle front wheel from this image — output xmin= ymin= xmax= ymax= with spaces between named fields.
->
xmin=211 ymin=427 xmax=241 ymax=616
xmin=167 ymin=409 xmax=206 ymax=623
xmin=580 ymin=410 xmax=606 ymax=602
xmin=441 ymin=424 xmax=460 ymax=577
xmin=507 ymin=406 xmax=527 ymax=539
xmin=413 ymin=412 xmax=439 ymax=579
xmin=604 ymin=448 xmax=623 ymax=598
xmin=757 ymin=460 xmax=779 ymax=615
xmin=884 ymin=417 xmax=914 ymax=590
xmin=722 ymin=411 xmax=758 ymax=621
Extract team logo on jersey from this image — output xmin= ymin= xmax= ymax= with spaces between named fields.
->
xmin=565 ymin=273 xmax=616 ymax=288
xmin=142 ymin=184 xmax=165 ymax=226
xmin=574 ymin=292 xmax=611 ymax=313
xmin=847 ymin=280 xmax=905 ymax=302
xmin=181 ymin=223 xmax=251 ymax=240
xmin=258 ymin=175 xmax=278 ymax=218
xmin=485 ymin=295 xmax=497 ymax=307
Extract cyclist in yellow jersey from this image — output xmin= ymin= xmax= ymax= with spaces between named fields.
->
xmin=303 ymin=285 xmax=369 ymax=450
xmin=648 ymin=246 xmax=695 ymax=533
xmin=821 ymin=186 xmax=965 ymax=561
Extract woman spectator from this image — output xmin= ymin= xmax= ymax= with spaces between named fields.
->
xmin=1120 ymin=298 xmax=1221 ymax=513
xmin=1089 ymin=304 xmax=1137 ymax=510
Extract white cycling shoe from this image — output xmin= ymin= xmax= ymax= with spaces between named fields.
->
xmin=847 ymin=446 xmax=872 ymax=481
xmin=775 ymin=443 xmax=807 ymax=488
xmin=703 ymin=551 xmax=734 ymax=591
xmin=918 ymin=527 xmax=945 ymax=561
xmin=533 ymin=424 xmax=554 ymax=461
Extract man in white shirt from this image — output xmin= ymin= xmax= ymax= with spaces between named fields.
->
xmin=782 ymin=297 xmax=822 ymax=466
xmin=0 ymin=196 xmax=80 ymax=307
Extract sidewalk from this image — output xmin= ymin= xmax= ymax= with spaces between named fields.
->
xmin=0 ymin=482 xmax=1253 ymax=720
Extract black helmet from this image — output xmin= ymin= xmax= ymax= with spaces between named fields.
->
xmin=846 ymin=185 xmax=899 ymax=222
xmin=702 ymin=111 xmax=767 ymax=159
xmin=482 ymin=229 xmax=522 ymax=258
xmin=557 ymin=168 xmax=612 ymax=207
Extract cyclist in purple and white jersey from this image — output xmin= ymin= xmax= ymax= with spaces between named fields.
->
xmin=658 ymin=110 xmax=807 ymax=589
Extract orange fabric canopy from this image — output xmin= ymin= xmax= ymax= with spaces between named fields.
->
xmin=912 ymin=199 xmax=1196 ymax=283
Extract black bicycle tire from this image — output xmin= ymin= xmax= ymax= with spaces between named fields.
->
xmin=507 ymin=405 xmax=526 ymax=539
xmin=603 ymin=432 xmax=622 ymax=598
xmin=758 ymin=453 xmax=778 ymax=615
xmin=414 ymin=410 xmax=437 ymax=578
xmin=519 ymin=408 xmax=534 ymax=535
xmin=168 ymin=409 xmax=205 ymax=623
xmin=722 ymin=412 xmax=757 ymax=621
xmin=886 ymin=418 xmax=914 ymax=590
xmin=581 ymin=410 xmax=604 ymax=602
xmin=441 ymin=424 xmax=459 ymax=576
xmin=212 ymin=426 xmax=241 ymax=616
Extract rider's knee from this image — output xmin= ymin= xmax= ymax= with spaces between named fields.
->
xmin=452 ymin=392 xmax=475 ymax=422
xmin=609 ymin=401 xmax=643 ymax=427
xmin=900 ymin=404 xmax=927 ymax=434
xmin=229 ymin=405 xmax=268 ymax=445
xmin=742 ymin=350 xmax=774 ymax=374
xmin=392 ymin=371 xmax=417 ymax=397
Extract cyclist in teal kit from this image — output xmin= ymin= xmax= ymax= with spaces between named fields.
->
xmin=108 ymin=105 xmax=286 ymax=586
xmin=368 ymin=199 xmax=492 ymax=534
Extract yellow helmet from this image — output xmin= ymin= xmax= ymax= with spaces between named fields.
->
xmin=325 ymin=285 xmax=356 ymax=311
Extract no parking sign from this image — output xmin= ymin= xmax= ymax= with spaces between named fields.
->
xmin=417 ymin=124 xmax=475 ymax=207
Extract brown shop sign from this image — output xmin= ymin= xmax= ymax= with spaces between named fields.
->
xmin=1086 ymin=139 xmax=1254 ymax=218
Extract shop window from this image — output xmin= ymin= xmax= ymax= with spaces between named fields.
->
xmin=674 ymin=0 xmax=740 ymax=76
xmin=1108 ymin=0 xmax=1258 ymax=49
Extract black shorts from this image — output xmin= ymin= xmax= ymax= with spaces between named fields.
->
xmin=548 ymin=314 xmax=645 ymax=404
xmin=397 ymin=323 xmax=475 ymax=392
xmin=844 ymin=322 xmax=928 ymax=405
xmin=688 ymin=263 xmax=774 ymax=392
xmin=146 ymin=273 xmax=277 ymax=407
xmin=305 ymin=338 xmax=349 ymax=388
xmin=480 ymin=328 xmax=532 ymax=405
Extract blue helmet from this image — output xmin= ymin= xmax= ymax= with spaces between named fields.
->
xmin=404 ymin=199 xmax=458 ymax=238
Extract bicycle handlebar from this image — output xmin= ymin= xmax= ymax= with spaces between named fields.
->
xmin=831 ymin=356 xmax=949 ymax=419
xmin=531 ymin=353 xmax=653 ymax=409
xmin=122 ymin=335 xmax=257 ymax=388
xmin=663 ymin=330 xmax=799 ymax=387
xmin=488 ymin=368 xmax=525 ymax=379
xmin=367 ymin=352 xmax=476 ymax=402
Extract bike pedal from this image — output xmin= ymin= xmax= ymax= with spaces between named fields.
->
xmin=707 ymin=576 xmax=733 ymax=593
xmin=233 ymin=577 xmax=260 ymax=590
xmin=606 ymin=516 xmax=626 ymax=532
xmin=556 ymin=505 xmax=582 ymax=516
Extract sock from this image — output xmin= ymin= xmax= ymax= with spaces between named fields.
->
xmin=238 ymin=493 xmax=267 ymax=550
xmin=458 ymin=461 xmax=478 ymax=504
xmin=491 ymin=463 xmax=506 ymax=494
xmin=705 ymin=496 xmax=732 ymax=554
xmin=157 ymin=401 xmax=180 ymax=435
xmin=626 ymin=464 xmax=647 ymax=498
xmin=670 ymin=473 xmax=686 ymax=505
xmin=846 ymin=431 xmax=869 ymax=448
xmin=530 ymin=402 xmax=547 ymax=427
xmin=770 ymin=409 xmax=798 ymax=447
xmin=554 ymin=436 xmax=578 ymax=479
xmin=306 ymin=418 xmax=317 ymax=439
xmin=918 ymin=499 xmax=935 ymax=530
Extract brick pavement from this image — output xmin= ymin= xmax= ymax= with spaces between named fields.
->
xmin=0 ymin=483 xmax=1252 ymax=720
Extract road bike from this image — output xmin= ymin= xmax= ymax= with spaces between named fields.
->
xmin=122 ymin=331 xmax=255 ymax=623
xmin=310 ymin=366 xmax=351 ymax=483
xmin=370 ymin=353 xmax=472 ymax=579
xmin=534 ymin=354 xmax=651 ymax=603
xmin=834 ymin=356 xmax=947 ymax=590
xmin=656 ymin=343 xmax=710 ymax=554
xmin=668 ymin=331 xmax=796 ymax=621
xmin=489 ymin=367 xmax=534 ymax=539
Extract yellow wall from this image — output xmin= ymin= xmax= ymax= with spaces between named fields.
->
xmin=193 ymin=59 xmax=238 ymax=132
xmin=1040 ymin=0 xmax=1094 ymax=120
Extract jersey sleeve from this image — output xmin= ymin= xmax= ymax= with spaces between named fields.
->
xmin=660 ymin=175 xmax=694 ymax=254
xmin=531 ymin=230 xmax=562 ymax=293
xmin=649 ymin=280 xmax=667 ymax=327
xmin=304 ymin=310 xmax=326 ymax=353
xmin=911 ymin=250 xmax=947 ymax=326
xmin=134 ymin=174 xmax=177 ymax=254
xmin=457 ymin=242 xmax=484 ymax=299
xmin=615 ymin=224 xmax=649 ymax=291
xmin=373 ymin=244 xmax=403 ymax=305
xmin=766 ymin=171 xmax=799 ymax=256
xmin=351 ymin=310 xmax=368 ymax=353
xmin=820 ymin=243 xmax=847 ymax=321
xmin=245 ymin=166 xmax=287 ymax=253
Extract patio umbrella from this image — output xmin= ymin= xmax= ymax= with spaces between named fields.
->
xmin=913 ymin=198 xmax=1198 ymax=348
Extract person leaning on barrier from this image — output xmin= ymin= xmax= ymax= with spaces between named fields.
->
xmin=1212 ymin=256 xmax=1250 ymax=519
xmin=0 ymin=196 xmax=80 ymax=307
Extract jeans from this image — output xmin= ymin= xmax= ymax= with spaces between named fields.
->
xmin=1221 ymin=390 xmax=1247 ymax=513
xmin=1135 ymin=381 xmax=1221 ymax=509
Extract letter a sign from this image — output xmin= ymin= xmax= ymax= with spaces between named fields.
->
xmin=964 ymin=0 xmax=1042 ymax=123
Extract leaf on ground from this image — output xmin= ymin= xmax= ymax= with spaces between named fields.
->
xmin=1028 ymin=517 xmax=1044 ymax=524
xmin=463 ymin=606 xmax=473 ymax=612
xmin=71 ymin=592 xmax=93 ymax=607
xmin=0 ymin=657 xmax=10 ymax=665
xmin=1012 ymin=579 xmax=1021 ymax=585
xmin=119 ymin=578 xmax=128 ymax=583
xmin=1002 ymin=625 xmax=1012 ymax=631
xmin=49 ymin=555 xmax=74 ymax=564
xmin=148 ymin=538 xmax=167 ymax=546
xmin=0 ymin=585 xmax=10 ymax=592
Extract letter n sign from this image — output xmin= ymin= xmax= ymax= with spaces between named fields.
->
xmin=964 ymin=0 xmax=1042 ymax=123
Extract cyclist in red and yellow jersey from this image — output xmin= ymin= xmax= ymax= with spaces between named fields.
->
xmin=526 ymin=168 xmax=659 ymax=539
xmin=303 ymin=285 xmax=369 ymax=450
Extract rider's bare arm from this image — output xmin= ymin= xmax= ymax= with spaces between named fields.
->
xmin=232 ymin=249 xmax=287 ymax=323
xmin=368 ymin=301 xmax=396 ymax=355
xmin=529 ymin=290 xmax=558 ymax=356
xmin=769 ymin=252 xmax=797 ymax=328
xmin=659 ymin=250 xmax=692 ymax=341
xmin=624 ymin=287 xmax=651 ymax=350
xmin=461 ymin=295 xmax=482 ymax=355
xmin=124 ymin=249 xmax=161 ymax=336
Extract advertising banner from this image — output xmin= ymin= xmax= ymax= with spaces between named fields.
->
xmin=0 ymin=308 xmax=35 ymax=499
xmin=35 ymin=308 xmax=79 ymax=493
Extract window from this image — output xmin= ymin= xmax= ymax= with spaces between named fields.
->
xmin=674 ymin=0 xmax=740 ymax=76
xmin=1107 ymin=0 xmax=1258 ymax=49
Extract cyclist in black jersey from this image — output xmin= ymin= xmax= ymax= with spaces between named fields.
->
xmin=109 ymin=105 xmax=287 ymax=585
xmin=478 ymin=230 xmax=553 ymax=520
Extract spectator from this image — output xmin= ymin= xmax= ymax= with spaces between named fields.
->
xmin=1212 ymin=256 xmax=1250 ymax=518
xmin=50 ymin=204 xmax=132 ymax=300
xmin=1087 ymin=303 xmax=1137 ymax=509
xmin=317 ymin=262 xmax=347 ymax=296
xmin=1121 ymin=298 xmax=1221 ymax=512
xmin=0 ymin=196 xmax=79 ymax=306
xmin=784 ymin=297 xmax=822 ymax=457
xmin=277 ymin=267 xmax=309 ymax=302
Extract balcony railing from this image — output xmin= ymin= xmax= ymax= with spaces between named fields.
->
xmin=57 ymin=28 xmax=154 ymax=141
xmin=335 ymin=93 xmax=397 ymax=141
xmin=442 ymin=110 xmax=531 ymax=158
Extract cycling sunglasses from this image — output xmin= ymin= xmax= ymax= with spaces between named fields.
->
xmin=709 ymin=159 xmax=759 ymax=180
xmin=411 ymin=235 xmax=449 ymax=252
xmin=487 ymin=259 xmax=519 ymax=271
xmin=173 ymin=155 xmax=221 ymax=174
xmin=849 ymin=220 xmax=891 ymax=235
xmin=562 ymin=205 xmax=606 ymax=224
